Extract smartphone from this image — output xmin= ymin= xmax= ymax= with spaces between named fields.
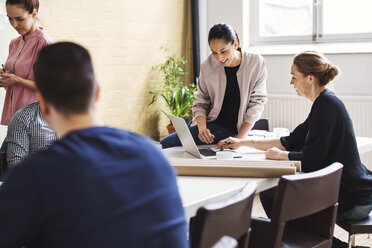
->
xmin=0 ymin=66 xmax=5 ymax=80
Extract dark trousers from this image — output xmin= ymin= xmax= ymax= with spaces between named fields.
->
xmin=259 ymin=187 xmax=277 ymax=218
xmin=0 ymin=140 xmax=7 ymax=153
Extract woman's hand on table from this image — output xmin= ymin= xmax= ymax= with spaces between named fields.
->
xmin=265 ymin=147 xmax=289 ymax=160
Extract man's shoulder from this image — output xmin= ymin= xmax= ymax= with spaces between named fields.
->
xmin=20 ymin=126 xmax=161 ymax=160
xmin=15 ymin=101 xmax=39 ymax=114
xmin=17 ymin=127 xmax=169 ymax=181
xmin=97 ymin=127 xmax=163 ymax=158
xmin=9 ymin=101 xmax=39 ymax=125
xmin=55 ymin=127 xmax=161 ymax=159
xmin=66 ymin=126 xmax=152 ymax=145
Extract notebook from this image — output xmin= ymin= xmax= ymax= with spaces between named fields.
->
xmin=169 ymin=115 xmax=241 ymax=159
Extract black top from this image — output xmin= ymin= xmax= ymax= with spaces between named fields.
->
xmin=281 ymin=89 xmax=372 ymax=212
xmin=214 ymin=65 xmax=241 ymax=133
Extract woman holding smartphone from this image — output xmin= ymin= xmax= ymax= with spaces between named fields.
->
xmin=0 ymin=0 xmax=53 ymax=150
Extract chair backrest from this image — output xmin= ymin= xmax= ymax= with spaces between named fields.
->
xmin=271 ymin=162 xmax=343 ymax=223
xmin=248 ymin=163 xmax=343 ymax=248
xmin=189 ymin=182 xmax=257 ymax=248
xmin=252 ymin=118 xmax=269 ymax=131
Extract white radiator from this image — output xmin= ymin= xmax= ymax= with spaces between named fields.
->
xmin=263 ymin=94 xmax=372 ymax=169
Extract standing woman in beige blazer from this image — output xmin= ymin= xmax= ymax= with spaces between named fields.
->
xmin=161 ymin=23 xmax=267 ymax=148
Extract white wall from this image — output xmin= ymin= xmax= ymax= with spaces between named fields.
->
xmin=265 ymin=54 xmax=372 ymax=96
xmin=199 ymin=0 xmax=244 ymax=63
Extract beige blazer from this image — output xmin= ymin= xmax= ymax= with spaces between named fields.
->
xmin=192 ymin=51 xmax=268 ymax=132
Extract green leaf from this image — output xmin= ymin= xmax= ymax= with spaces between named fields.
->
xmin=147 ymin=47 xmax=197 ymax=119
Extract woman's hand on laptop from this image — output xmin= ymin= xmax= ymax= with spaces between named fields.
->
xmin=217 ymin=137 xmax=243 ymax=151
xmin=198 ymin=128 xmax=215 ymax=144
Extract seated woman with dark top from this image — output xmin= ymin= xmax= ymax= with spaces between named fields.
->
xmin=218 ymin=51 xmax=372 ymax=247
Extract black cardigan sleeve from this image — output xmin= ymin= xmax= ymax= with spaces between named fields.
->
xmin=281 ymin=96 xmax=339 ymax=172
xmin=280 ymin=118 xmax=309 ymax=153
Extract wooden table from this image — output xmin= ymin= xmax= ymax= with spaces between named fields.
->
xmin=165 ymin=137 xmax=372 ymax=220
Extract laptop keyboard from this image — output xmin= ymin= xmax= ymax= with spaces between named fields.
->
xmin=199 ymin=148 xmax=217 ymax=157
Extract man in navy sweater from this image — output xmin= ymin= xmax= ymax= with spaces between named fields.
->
xmin=0 ymin=42 xmax=188 ymax=248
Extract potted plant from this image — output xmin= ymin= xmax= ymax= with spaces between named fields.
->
xmin=148 ymin=51 xmax=197 ymax=134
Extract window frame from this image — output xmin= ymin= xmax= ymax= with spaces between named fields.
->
xmin=250 ymin=0 xmax=372 ymax=45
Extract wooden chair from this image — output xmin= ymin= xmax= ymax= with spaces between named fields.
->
xmin=337 ymin=212 xmax=372 ymax=248
xmin=189 ymin=182 xmax=256 ymax=248
xmin=248 ymin=162 xmax=343 ymax=248
xmin=252 ymin=118 xmax=269 ymax=131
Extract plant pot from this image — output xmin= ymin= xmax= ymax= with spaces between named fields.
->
xmin=167 ymin=124 xmax=176 ymax=134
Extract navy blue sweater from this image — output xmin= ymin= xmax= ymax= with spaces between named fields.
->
xmin=281 ymin=89 xmax=372 ymax=212
xmin=0 ymin=127 xmax=188 ymax=248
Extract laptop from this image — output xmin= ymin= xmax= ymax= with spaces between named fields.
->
xmin=169 ymin=115 xmax=241 ymax=159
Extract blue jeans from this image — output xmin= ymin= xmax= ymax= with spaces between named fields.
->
xmin=259 ymin=186 xmax=372 ymax=222
xmin=160 ymin=122 xmax=236 ymax=149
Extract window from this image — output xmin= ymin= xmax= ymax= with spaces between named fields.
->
xmin=250 ymin=0 xmax=372 ymax=45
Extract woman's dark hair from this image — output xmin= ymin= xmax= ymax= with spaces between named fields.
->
xmin=293 ymin=51 xmax=339 ymax=87
xmin=6 ymin=0 xmax=39 ymax=13
xmin=208 ymin=23 xmax=240 ymax=49
xmin=33 ymin=42 xmax=96 ymax=115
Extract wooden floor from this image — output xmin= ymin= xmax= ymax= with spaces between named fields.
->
xmin=252 ymin=195 xmax=372 ymax=247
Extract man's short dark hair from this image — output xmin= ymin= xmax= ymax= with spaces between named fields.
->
xmin=33 ymin=42 xmax=96 ymax=115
